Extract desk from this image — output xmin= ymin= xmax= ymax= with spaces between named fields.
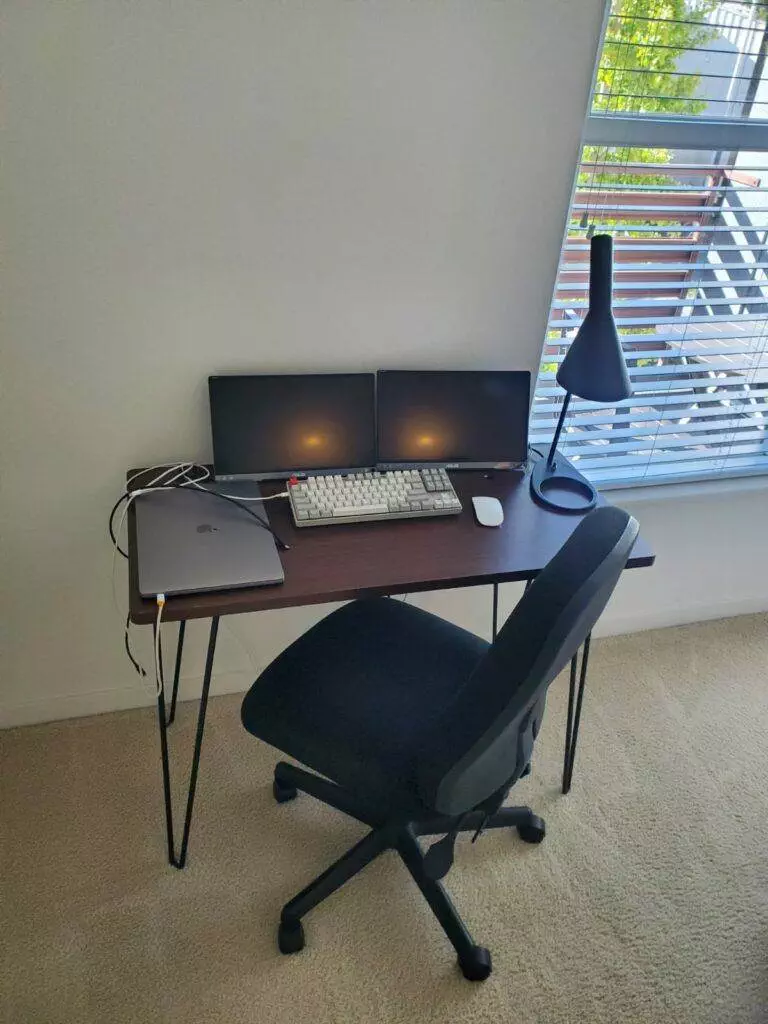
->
xmin=128 ymin=467 xmax=654 ymax=868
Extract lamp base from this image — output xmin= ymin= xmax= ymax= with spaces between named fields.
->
xmin=530 ymin=456 xmax=597 ymax=514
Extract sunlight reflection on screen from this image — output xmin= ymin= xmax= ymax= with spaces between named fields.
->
xmin=286 ymin=421 xmax=343 ymax=464
xmin=395 ymin=417 xmax=455 ymax=460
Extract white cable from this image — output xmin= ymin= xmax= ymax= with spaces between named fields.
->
xmin=189 ymin=481 xmax=289 ymax=501
xmin=112 ymin=493 xmax=138 ymax=615
xmin=128 ymin=462 xmax=285 ymax=502
xmin=164 ymin=463 xmax=210 ymax=487
xmin=154 ymin=594 xmax=166 ymax=697
xmin=112 ymin=472 xmax=286 ymax=601
xmin=112 ymin=462 xmax=209 ymax=691
xmin=126 ymin=462 xmax=210 ymax=490
xmin=112 ymin=478 xmax=284 ymax=611
xmin=112 ymin=480 xmax=288 ymax=614
xmin=126 ymin=464 xmax=177 ymax=489
xmin=112 ymin=466 xmax=287 ymax=690
xmin=112 ymin=469 xmax=197 ymax=644
xmin=111 ymin=489 xmax=151 ymax=685
xmin=111 ymin=480 xmax=287 ymax=620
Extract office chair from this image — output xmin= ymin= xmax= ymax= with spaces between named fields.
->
xmin=241 ymin=505 xmax=639 ymax=980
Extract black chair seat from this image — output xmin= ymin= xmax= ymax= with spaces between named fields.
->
xmin=241 ymin=597 xmax=488 ymax=813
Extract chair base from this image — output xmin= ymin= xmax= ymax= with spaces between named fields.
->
xmin=271 ymin=761 xmax=545 ymax=980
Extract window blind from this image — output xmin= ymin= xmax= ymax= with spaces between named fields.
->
xmin=533 ymin=0 xmax=768 ymax=486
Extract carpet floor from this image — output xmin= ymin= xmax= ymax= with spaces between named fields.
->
xmin=2 ymin=613 xmax=767 ymax=1024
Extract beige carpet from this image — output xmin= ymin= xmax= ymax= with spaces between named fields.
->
xmin=2 ymin=614 xmax=767 ymax=1024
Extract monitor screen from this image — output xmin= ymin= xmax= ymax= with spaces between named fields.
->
xmin=376 ymin=370 xmax=530 ymax=467
xmin=209 ymin=374 xmax=377 ymax=479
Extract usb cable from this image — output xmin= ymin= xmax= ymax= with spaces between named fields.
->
xmin=154 ymin=594 xmax=166 ymax=697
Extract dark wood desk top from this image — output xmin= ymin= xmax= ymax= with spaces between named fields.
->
xmin=128 ymin=468 xmax=654 ymax=624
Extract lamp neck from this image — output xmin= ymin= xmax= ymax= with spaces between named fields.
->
xmin=547 ymin=392 xmax=572 ymax=469
xmin=589 ymin=234 xmax=613 ymax=311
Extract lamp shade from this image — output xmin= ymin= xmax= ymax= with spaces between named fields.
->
xmin=556 ymin=234 xmax=632 ymax=403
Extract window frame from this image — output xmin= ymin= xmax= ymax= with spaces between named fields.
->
xmin=535 ymin=2 xmax=768 ymax=490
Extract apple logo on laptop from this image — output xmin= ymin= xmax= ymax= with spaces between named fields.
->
xmin=197 ymin=523 xmax=219 ymax=534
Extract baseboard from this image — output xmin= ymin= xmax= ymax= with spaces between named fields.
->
xmin=595 ymin=595 xmax=768 ymax=638
xmin=4 ymin=598 xmax=767 ymax=728
xmin=0 ymin=670 xmax=253 ymax=729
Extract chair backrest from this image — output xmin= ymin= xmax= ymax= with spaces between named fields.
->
xmin=417 ymin=505 xmax=639 ymax=816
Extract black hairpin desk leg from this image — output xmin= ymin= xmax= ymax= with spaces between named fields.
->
xmin=166 ymin=620 xmax=186 ymax=727
xmin=562 ymin=633 xmax=591 ymax=794
xmin=155 ymin=661 xmax=175 ymax=866
xmin=154 ymin=616 xmax=219 ymax=868
xmin=499 ymin=578 xmax=591 ymax=794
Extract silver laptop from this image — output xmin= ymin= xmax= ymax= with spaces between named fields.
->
xmin=134 ymin=483 xmax=284 ymax=598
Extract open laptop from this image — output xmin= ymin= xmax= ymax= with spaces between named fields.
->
xmin=134 ymin=482 xmax=284 ymax=598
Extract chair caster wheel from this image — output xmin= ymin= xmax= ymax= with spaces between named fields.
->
xmin=458 ymin=945 xmax=492 ymax=981
xmin=517 ymin=814 xmax=545 ymax=844
xmin=277 ymin=919 xmax=305 ymax=954
xmin=273 ymin=779 xmax=298 ymax=804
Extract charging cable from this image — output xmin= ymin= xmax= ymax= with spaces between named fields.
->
xmin=190 ymin=480 xmax=290 ymax=502
xmin=111 ymin=463 xmax=208 ymax=686
xmin=124 ymin=615 xmax=146 ymax=677
xmin=154 ymin=594 xmax=166 ymax=697
xmin=110 ymin=461 xmax=291 ymax=686
xmin=110 ymin=462 xmax=211 ymax=556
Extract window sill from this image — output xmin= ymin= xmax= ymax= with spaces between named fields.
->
xmin=603 ymin=472 xmax=768 ymax=505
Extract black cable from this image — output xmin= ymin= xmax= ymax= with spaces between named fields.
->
xmin=109 ymin=494 xmax=130 ymax=558
xmin=110 ymin=483 xmax=290 ymax=554
xmin=180 ymin=486 xmax=290 ymax=551
xmin=124 ymin=614 xmax=146 ymax=677
xmin=524 ymin=445 xmax=549 ymax=478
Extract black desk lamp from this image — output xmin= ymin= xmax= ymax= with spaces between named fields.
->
xmin=531 ymin=233 xmax=632 ymax=513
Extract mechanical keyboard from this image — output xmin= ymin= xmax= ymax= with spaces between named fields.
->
xmin=288 ymin=468 xmax=462 ymax=527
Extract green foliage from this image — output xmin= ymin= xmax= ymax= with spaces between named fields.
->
xmin=594 ymin=0 xmax=717 ymax=117
xmin=582 ymin=0 xmax=719 ymax=186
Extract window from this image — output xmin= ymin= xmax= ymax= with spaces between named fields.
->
xmin=532 ymin=0 xmax=768 ymax=485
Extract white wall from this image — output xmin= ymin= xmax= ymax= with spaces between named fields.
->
xmin=4 ymin=1 xmax=765 ymax=729
xmin=597 ymin=477 xmax=768 ymax=634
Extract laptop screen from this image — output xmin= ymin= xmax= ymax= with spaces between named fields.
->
xmin=209 ymin=373 xmax=377 ymax=479
xmin=376 ymin=370 xmax=531 ymax=467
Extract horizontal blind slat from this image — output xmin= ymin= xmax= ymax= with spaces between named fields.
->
xmin=564 ymin=243 xmax=768 ymax=252
xmin=560 ymin=262 xmax=768 ymax=272
xmin=538 ymin=365 xmax=768 ymax=382
xmin=536 ymin=377 xmax=765 ymax=396
xmin=531 ymin=402 xmax=768 ymax=429
xmin=573 ymin=444 xmax=767 ymax=471
xmin=545 ymin=346 xmax=768 ymax=361
xmin=552 ymin=297 xmax=768 ymax=309
xmin=556 ymin=278 xmax=768 ymax=291
xmin=572 ymin=202 xmax=768 ymax=215
xmin=566 ymin=224 xmax=768 ymax=234
xmin=530 ymin=417 xmax=767 ymax=443
xmin=553 ymin=430 xmax=768 ymax=458
xmin=531 ymin=386 xmax=768 ymax=415
xmin=549 ymin=312 xmax=768 ymax=327
xmin=570 ymin=185 xmax=768 ymax=193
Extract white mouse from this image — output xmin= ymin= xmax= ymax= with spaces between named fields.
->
xmin=472 ymin=496 xmax=504 ymax=528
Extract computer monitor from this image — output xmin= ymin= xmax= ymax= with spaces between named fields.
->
xmin=209 ymin=373 xmax=377 ymax=480
xmin=376 ymin=370 xmax=531 ymax=469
